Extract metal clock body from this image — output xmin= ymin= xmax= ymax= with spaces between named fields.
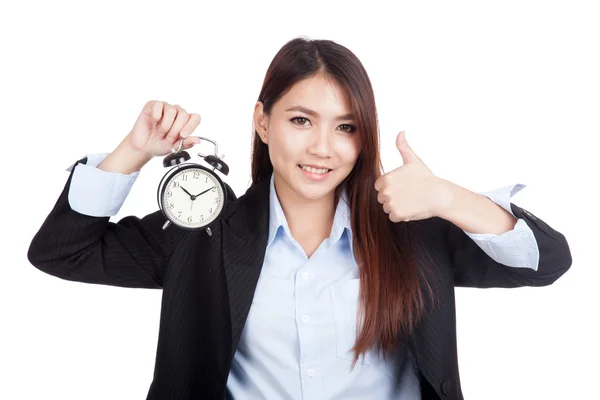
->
xmin=157 ymin=137 xmax=230 ymax=235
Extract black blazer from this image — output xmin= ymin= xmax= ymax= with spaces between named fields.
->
xmin=27 ymin=156 xmax=572 ymax=400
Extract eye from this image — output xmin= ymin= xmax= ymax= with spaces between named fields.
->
xmin=290 ymin=116 xmax=310 ymax=126
xmin=338 ymin=124 xmax=356 ymax=133
xmin=291 ymin=117 xmax=356 ymax=134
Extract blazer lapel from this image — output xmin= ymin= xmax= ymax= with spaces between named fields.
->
xmin=221 ymin=177 xmax=271 ymax=362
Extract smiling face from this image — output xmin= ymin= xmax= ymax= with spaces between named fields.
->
xmin=254 ymin=74 xmax=361 ymax=205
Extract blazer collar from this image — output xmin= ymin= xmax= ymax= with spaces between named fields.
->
xmin=220 ymin=177 xmax=271 ymax=363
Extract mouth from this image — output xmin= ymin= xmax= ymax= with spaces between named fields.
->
xmin=298 ymin=164 xmax=332 ymax=180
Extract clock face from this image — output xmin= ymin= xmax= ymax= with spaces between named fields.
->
xmin=161 ymin=167 xmax=226 ymax=229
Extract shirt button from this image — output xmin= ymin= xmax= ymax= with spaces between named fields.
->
xmin=302 ymin=315 xmax=310 ymax=323
xmin=301 ymin=271 xmax=309 ymax=279
xmin=307 ymin=368 xmax=315 ymax=377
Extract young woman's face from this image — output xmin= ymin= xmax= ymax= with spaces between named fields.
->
xmin=254 ymin=74 xmax=361 ymax=203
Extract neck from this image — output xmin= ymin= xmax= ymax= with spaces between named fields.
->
xmin=274 ymin=173 xmax=336 ymax=242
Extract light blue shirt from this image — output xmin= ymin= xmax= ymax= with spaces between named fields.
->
xmin=66 ymin=154 xmax=539 ymax=399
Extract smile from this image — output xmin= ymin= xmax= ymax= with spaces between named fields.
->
xmin=298 ymin=165 xmax=331 ymax=174
xmin=298 ymin=164 xmax=332 ymax=180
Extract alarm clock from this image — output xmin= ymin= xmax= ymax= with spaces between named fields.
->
xmin=157 ymin=137 xmax=230 ymax=236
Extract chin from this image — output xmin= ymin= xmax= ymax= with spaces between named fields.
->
xmin=292 ymin=180 xmax=338 ymax=201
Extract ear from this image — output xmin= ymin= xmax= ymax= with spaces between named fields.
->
xmin=253 ymin=101 xmax=269 ymax=144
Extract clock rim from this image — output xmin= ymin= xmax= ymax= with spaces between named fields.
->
xmin=158 ymin=163 xmax=228 ymax=231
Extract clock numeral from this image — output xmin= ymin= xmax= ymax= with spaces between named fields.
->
xmin=205 ymin=176 xmax=208 ymax=183
xmin=177 ymin=211 xmax=182 ymax=218
xmin=167 ymin=190 xmax=172 ymax=197
xmin=182 ymin=174 xmax=188 ymax=181
xmin=169 ymin=203 xmax=174 ymax=209
xmin=200 ymin=214 xmax=204 ymax=220
xmin=173 ymin=182 xmax=180 ymax=188
xmin=193 ymin=171 xmax=200 ymax=179
xmin=212 ymin=186 xmax=216 ymax=191
xmin=187 ymin=216 xmax=193 ymax=223
xmin=209 ymin=208 xmax=213 ymax=214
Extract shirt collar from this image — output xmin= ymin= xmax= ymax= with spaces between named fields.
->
xmin=267 ymin=172 xmax=353 ymax=253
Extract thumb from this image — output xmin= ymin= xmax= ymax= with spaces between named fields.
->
xmin=396 ymin=131 xmax=420 ymax=165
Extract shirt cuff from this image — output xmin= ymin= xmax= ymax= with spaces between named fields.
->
xmin=463 ymin=183 xmax=540 ymax=271
xmin=67 ymin=153 xmax=140 ymax=217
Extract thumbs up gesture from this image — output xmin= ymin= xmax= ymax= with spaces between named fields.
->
xmin=374 ymin=131 xmax=451 ymax=222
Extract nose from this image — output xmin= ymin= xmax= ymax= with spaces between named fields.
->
xmin=307 ymin=126 xmax=333 ymax=158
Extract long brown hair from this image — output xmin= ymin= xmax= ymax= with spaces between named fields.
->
xmin=250 ymin=37 xmax=434 ymax=367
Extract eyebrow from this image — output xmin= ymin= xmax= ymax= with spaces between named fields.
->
xmin=285 ymin=106 xmax=356 ymax=121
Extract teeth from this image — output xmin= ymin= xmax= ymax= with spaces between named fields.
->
xmin=300 ymin=165 xmax=330 ymax=174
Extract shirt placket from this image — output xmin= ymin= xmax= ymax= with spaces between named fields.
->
xmin=295 ymin=254 xmax=324 ymax=399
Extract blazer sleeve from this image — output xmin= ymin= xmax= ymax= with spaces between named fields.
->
xmin=442 ymin=202 xmax=572 ymax=288
xmin=27 ymin=156 xmax=188 ymax=289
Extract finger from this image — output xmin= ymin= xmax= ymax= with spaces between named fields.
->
xmin=180 ymin=113 xmax=201 ymax=138
xmin=387 ymin=208 xmax=402 ymax=222
xmin=166 ymin=105 xmax=189 ymax=142
xmin=158 ymin=103 xmax=177 ymax=136
xmin=374 ymin=175 xmax=385 ymax=192
xmin=396 ymin=131 xmax=421 ymax=165
xmin=181 ymin=136 xmax=202 ymax=150
xmin=382 ymin=201 xmax=391 ymax=214
xmin=377 ymin=190 xmax=387 ymax=204
xmin=142 ymin=100 xmax=164 ymax=126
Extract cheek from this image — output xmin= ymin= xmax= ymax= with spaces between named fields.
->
xmin=267 ymin=132 xmax=300 ymax=167
xmin=336 ymin=138 xmax=361 ymax=164
xmin=270 ymin=125 xmax=306 ymax=158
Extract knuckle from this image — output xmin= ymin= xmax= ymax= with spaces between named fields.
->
xmin=175 ymin=104 xmax=188 ymax=116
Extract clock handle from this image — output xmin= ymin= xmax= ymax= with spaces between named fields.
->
xmin=196 ymin=137 xmax=224 ymax=159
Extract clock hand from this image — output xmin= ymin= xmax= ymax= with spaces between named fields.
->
xmin=195 ymin=186 xmax=215 ymax=197
xmin=180 ymin=186 xmax=194 ymax=199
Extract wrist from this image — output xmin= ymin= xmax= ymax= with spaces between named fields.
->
xmin=122 ymin=135 xmax=154 ymax=162
xmin=97 ymin=136 xmax=153 ymax=174
xmin=433 ymin=178 xmax=459 ymax=219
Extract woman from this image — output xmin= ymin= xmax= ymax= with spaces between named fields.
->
xmin=27 ymin=37 xmax=572 ymax=400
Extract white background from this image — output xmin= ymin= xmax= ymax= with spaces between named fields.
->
xmin=1 ymin=1 xmax=597 ymax=399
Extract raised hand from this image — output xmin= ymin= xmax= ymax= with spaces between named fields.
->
xmin=126 ymin=100 xmax=203 ymax=158
xmin=374 ymin=131 xmax=451 ymax=222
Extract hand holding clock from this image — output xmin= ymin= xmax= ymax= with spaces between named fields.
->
xmin=126 ymin=100 xmax=203 ymax=159
xmin=98 ymin=99 xmax=227 ymax=232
